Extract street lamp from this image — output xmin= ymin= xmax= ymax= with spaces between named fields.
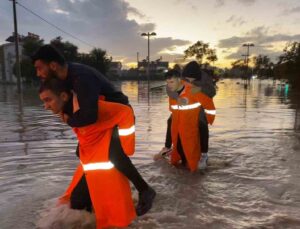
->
xmin=242 ymin=43 xmax=254 ymax=82
xmin=242 ymin=43 xmax=254 ymax=73
xmin=141 ymin=32 xmax=156 ymax=88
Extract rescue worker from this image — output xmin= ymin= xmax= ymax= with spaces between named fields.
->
xmin=154 ymin=69 xmax=216 ymax=172
xmin=181 ymin=61 xmax=217 ymax=169
xmin=32 ymin=45 xmax=155 ymax=216
xmin=39 ymin=78 xmax=137 ymax=228
xmin=155 ymin=62 xmax=216 ymax=170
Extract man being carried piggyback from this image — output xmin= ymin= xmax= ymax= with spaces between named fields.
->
xmin=32 ymin=45 xmax=156 ymax=216
xmin=155 ymin=61 xmax=216 ymax=171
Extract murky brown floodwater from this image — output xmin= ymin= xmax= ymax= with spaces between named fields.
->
xmin=0 ymin=79 xmax=299 ymax=229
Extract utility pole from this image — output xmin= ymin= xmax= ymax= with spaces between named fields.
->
xmin=12 ymin=0 xmax=22 ymax=93
xmin=141 ymin=32 xmax=156 ymax=93
xmin=242 ymin=43 xmax=254 ymax=79
xmin=241 ymin=54 xmax=247 ymax=64
xmin=242 ymin=43 xmax=254 ymax=88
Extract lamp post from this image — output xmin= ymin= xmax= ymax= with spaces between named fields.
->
xmin=242 ymin=43 xmax=254 ymax=80
xmin=141 ymin=32 xmax=156 ymax=90
xmin=241 ymin=54 xmax=247 ymax=64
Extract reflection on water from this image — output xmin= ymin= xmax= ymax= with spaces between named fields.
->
xmin=0 ymin=79 xmax=300 ymax=229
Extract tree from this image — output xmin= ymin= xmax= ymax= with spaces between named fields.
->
xmin=228 ymin=59 xmax=247 ymax=78
xmin=173 ymin=64 xmax=182 ymax=73
xmin=14 ymin=34 xmax=112 ymax=82
xmin=276 ymin=42 xmax=300 ymax=87
xmin=184 ymin=41 xmax=218 ymax=65
xmin=231 ymin=59 xmax=246 ymax=69
xmin=253 ymin=55 xmax=273 ymax=78
xmin=50 ymin=36 xmax=78 ymax=61
xmin=22 ymin=37 xmax=44 ymax=57
xmin=90 ymin=48 xmax=111 ymax=74
xmin=50 ymin=37 xmax=111 ymax=75
xmin=87 ymin=48 xmax=111 ymax=75
xmin=278 ymin=42 xmax=300 ymax=64
xmin=19 ymin=58 xmax=37 ymax=83
xmin=13 ymin=36 xmax=44 ymax=83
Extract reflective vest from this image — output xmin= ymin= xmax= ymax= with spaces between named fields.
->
xmin=59 ymin=100 xmax=136 ymax=229
xmin=169 ymin=81 xmax=216 ymax=172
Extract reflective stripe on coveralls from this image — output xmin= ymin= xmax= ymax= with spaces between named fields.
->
xmin=169 ymin=83 xmax=201 ymax=172
xmin=171 ymin=103 xmax=216 ymax=115
xmin=81 ymin=161 xmax=114 ymax=171
xmin=118 ymin=125 xmax=135 ymax=136
xmin=204 ymin=109 xmax=216 ymax=115
xmin=170 ymin=102 xmax=201 ymax=110
xmin=80 ymin=125 xmax=134 ymax=174
xmin=169 ymin=81 xmax=216 ymax=172
xmin=59 ymin=100 xmax=136 ymax=229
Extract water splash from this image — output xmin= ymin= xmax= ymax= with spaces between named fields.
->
xmin=36 ymin=199 xmax=96 ymax=229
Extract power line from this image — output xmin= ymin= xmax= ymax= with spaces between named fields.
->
xmin=16 ymin=2 xmax=96 ymax=49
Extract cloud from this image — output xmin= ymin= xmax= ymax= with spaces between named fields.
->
xmin=215 ymin=0 xmax=256 ymax=7
xmin=53 ymin=9 xmax=70 ymax=15
xmin=218 ymin=26 xmax=300 ymax=62
xmin=0 ymin=0 xmax=190 ymax=65
xmin=282 ymin=6 xmax=300 ymax=15
xmin=237 ymin=0 xmax=256 ymax=6
xmin=218 ymin=26 xmax=300 ymax=49
xmin=172 ymin=0 xmax=198 ymax=11
xmin=245 ymin=26 xmax=269 ymax=36
xmin=215 ymin=0 xmax=225 ymax=7
xmin=225 ymin=46 xmax=283 ymax=63
xmin=52 ymin=0 xmax=190 ymax=62
xmin=218 ymin=36 xmax=249 ymax=48
xmin=127 ymin=6 xmax=146 ymax=19
xmin=226 ymin=15 xmax=246 ymax=27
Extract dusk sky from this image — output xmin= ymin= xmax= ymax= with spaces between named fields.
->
xmin=1 ymin=0 xmax=300 ymax=68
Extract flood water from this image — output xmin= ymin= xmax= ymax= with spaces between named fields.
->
xmin=0 ymin=79 xmax=300 ymax=229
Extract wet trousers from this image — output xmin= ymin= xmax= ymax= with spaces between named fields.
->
xmin=165 ymin=108 xmax=209 ymax=153
xmin=71 ymin=126 xmax=148 ymax=211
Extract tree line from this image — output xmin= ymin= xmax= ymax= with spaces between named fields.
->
xmin=16 ymin=36 xmax=111 ymax=83
xmin=226 ymin=42 xmax=300 ymax=88
xmin=15 ymin=35 xmax=300 ymax=88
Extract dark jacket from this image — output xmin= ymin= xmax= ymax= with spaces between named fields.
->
xmin=65 ymin=63 xmax=129 ymax=127
xmin=191 ymin=70 xmax=216 ymax=98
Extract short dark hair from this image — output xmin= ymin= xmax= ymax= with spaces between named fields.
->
xmin=39 ymin=78 xmax=71 ymax=96
xmin=31 ymin=45 xmax=66 ymax=66
xmin=165 ymin=69 xmax=181 ymax=80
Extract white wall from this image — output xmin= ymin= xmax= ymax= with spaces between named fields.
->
xmin=1 ymin=43 xmax=23 ymax=83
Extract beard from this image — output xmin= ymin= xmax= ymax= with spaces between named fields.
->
xmin=48 ymin=69 xmax=59 ymax=79
xmin=40 ymin=69 xmax=59 ymax=82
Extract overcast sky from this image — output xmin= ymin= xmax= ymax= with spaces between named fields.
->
xmin=1 ymin=0 xmax=299 ymax=68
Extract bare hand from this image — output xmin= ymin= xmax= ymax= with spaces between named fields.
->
xmin=59 ymin=112 xmax=69 ymax=123
xmin=72 ymin=91 xmax=80 ymax=113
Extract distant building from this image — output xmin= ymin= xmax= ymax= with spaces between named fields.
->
xmin=0 ymin=32 xmax=40 ymax=83
xmin=0 ymin=42 xmax=23 ymax=83
xmin=138 ymin=58 xmax=168 ymax=77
